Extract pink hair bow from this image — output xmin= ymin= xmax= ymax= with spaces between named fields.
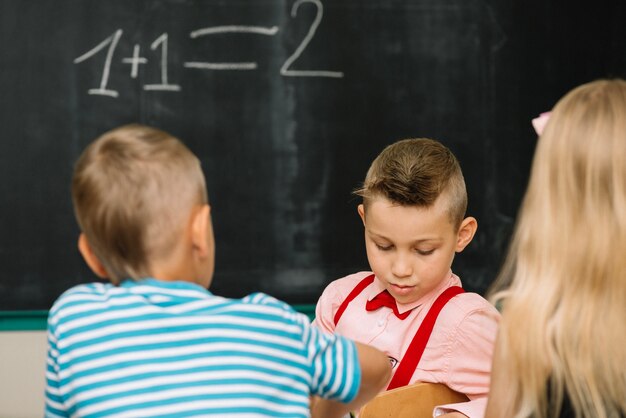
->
xmin=532 ymin=112 xmax=551 ymax=135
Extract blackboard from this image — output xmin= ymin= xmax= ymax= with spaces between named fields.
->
xmin=1 ymin=0 xmax=625 ymax=310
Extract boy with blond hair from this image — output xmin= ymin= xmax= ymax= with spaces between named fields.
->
xmin=314 ymin=138 xmax=500 ymax=417
xmin=45 ymin=124 xmax=390 ymax=418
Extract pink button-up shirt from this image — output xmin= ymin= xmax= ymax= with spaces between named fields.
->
xmin=314 ymin=271 xmax=500 ymax=418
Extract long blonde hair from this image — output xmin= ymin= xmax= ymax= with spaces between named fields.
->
xmin=489 ymin=79 xmax=626 ymax=418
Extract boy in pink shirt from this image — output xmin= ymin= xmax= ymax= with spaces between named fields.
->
xmin=314 ymin=138 xmax=500 ymax=418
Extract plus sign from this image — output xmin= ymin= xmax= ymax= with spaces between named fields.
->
xmin=122 ymin=44 xmax=148 ymax=79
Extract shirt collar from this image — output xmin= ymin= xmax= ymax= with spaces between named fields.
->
xmin=367 ymin=271 xmax=461 ymax=314
xmin=120 ymin=277 xmax=211 ymax=295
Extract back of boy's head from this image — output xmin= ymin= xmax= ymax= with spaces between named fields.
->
xmin=355 ymin=138 xmax=467 ymax=228
xmin=72 ymin=124 xmax=207 ymax=284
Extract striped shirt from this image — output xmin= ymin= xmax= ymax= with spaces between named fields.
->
xmin=45 ymin=278 xmax=360 ymax=417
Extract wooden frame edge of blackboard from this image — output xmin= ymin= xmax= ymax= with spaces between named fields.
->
xmin=0 ymin=305 xmax=316 ymax=331
xmin=0 ymin=310 xmax=49 ymax=331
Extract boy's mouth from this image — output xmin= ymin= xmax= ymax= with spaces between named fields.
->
xmin=390 ymin=283 xmax=415 ymax=296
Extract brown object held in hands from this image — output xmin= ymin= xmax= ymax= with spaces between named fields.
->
xmin=359 ymin=382 xmax=469 ymax=418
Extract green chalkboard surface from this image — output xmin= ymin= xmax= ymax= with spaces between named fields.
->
xmin=1 ymin=0 xmax=625 ymax=310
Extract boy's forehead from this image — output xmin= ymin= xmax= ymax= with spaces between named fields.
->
xmin=364 ymin=196 xmax=456 ymax=235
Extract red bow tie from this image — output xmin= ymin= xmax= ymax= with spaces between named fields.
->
xmin=365 ymin=290 xmax=412 ymax=320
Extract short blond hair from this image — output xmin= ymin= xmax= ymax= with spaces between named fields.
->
xmin=72 ymin=124 xmax=207 ymax=284
xmin=354 ymin=138 xmax=468 ymax=228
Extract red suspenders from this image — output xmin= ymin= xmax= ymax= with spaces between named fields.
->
xmin=387 ymin=285 xmax=464 ymax=389
xmin=333 ymin=274 xmax=464 ymax=390
xmin=333 ymin=274 xmax=375 ymax=325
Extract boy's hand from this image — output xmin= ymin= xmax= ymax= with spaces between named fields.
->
xmin=310 ymin=342 xmax=390 ymax=418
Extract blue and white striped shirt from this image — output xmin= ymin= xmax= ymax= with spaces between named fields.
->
xmin=45 ymin=279 xmax=360 ymax=417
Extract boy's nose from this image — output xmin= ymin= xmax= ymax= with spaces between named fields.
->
xmin=391 ymin=255 xmax=413 ymax=278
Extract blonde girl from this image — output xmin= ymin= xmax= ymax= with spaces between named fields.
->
xmin=486 ymin=79 xmax=626 ymax=418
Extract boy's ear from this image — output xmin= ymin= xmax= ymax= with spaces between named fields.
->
xmin=357 ymin=204 xmax=366 ymax=225
xmin=191 ymin=204 xmax=213 ymax=258
xmin=455 ymin=216 xmax=477 ymax=252
xmin=190 ymin=204 xmax=215 ymax=288
xmin=78 ymin=233 xmax=109 ymax=278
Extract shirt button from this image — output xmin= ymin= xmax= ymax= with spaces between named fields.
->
xmin=377 ymin=318 xmax=385 ymax=327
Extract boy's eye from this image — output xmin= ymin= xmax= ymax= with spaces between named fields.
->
xmin=375 ymin=243 xmax=393 ymax=251
xmin=416 ymin=249 xmax=435 ymax=256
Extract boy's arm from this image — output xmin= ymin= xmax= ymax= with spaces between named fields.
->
xmin=484 ymin=333 xmax=512 ymax=418
xmin=311 ymin=341 xmax=391 ymax=418
xmin=44 ymin=323 xmax=69 ymax=417
xmin=311 ymin=279 xmax=343 ymax=333
xmin=434 ymin=305 xmax=500 ymax=418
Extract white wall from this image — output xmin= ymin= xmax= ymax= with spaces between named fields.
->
xmin=0 ymin=331 xmax=47 ymax=418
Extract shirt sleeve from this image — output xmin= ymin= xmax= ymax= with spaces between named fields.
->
xmin=312 ymin=279 xmax=344 ymax=333
xmin=244 ymin=291 xmax=362 ymax=403
xmin=434 ymin=304 xmax=500 ymax=418
xmin=44 ymin=318 xmax=68 ymax=417
xmin=304 ymin=323 xmax=361 ymax=403
xmin=434 ymin=397 xmax=487 ymax=418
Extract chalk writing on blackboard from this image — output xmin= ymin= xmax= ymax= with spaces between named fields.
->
xmin=184 ymin=25 xmax=278 ymax=71
xmin=73 ymin=0 xmax=343 ymax=98
xmin=144 ymin=33 xmax=181 ymax=92
xmin=279 ymin=0 xmax=343 ymax=78
xmin=122 ymin=45 xmax=147 ymax=79
xmin=73 ymin=29 xmax=123 ymax=98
